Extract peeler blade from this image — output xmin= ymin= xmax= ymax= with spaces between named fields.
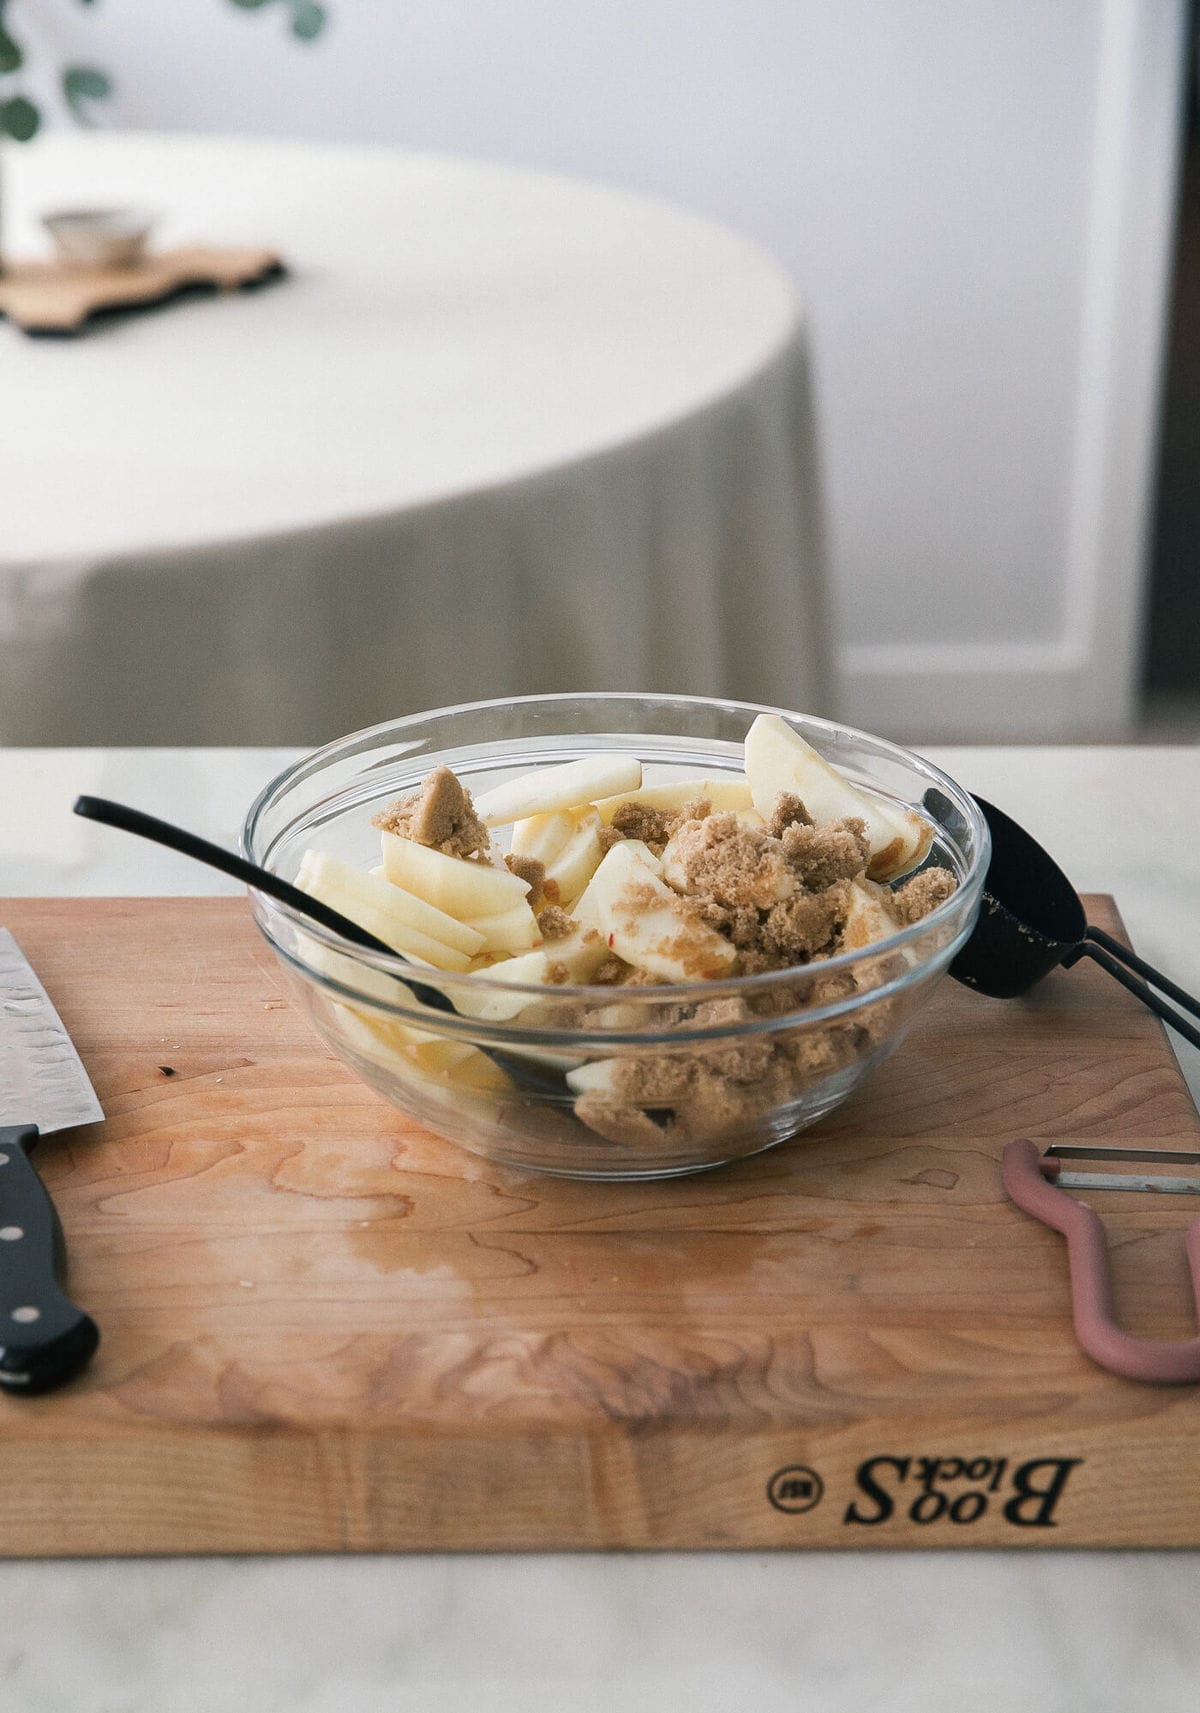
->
xmin=1045 ymin=1143 xmax=1200 ymax=1196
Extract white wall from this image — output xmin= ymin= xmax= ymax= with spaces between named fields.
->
xmin=33 ymin=0 xmax=1189 ymax=738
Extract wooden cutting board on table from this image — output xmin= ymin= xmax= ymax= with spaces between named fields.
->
xmin=3 ymin=894 xmax=1199 ymax=1556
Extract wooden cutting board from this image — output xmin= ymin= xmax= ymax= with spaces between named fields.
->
xmin=2 ymin=894 xmax=1199 ymax=1556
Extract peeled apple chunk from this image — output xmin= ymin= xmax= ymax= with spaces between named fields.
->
xmin=590 ymin=777 xmax=753 ymax=824
xmin=586 ymin=841 xmax=738 ymax=983
xmin=743 ymin=714 xmax=932 ymax=882
xmin=295 ymin=850 xmax=479 ymax=972
xmin=380 ymin=830 xmax=530 ymax=918
xmin=471 ymin=754 xmax=642 ymax=827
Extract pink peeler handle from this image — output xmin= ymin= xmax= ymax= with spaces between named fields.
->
xmin=1002 ymin=1138 xmax=1200 ymax=1384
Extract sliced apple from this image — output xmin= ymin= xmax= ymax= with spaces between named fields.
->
xmin=455 ymin=931 xmax=611 ymax=1022
xmin=302 ymin=850 xmax=484 ymax=955
xmin=509 ymin=806 xmax=605 ymax=907
xmin=572 ymin=838 xmax=660 ymax=926
xmin=296 ymin=850 xmax=477 ymax=972
xmin=743 ymin=714 xmax=933 ymax=882
xmin=658 ymin=831 xmax=689 ymax=895
xmin=380 ymin=831 xmax=530 ymax=918
xmin=471 ymin=754 xmax=642 ymax=827
xmin=509 ymin=809 xmax=579 ymax=868
xmin=331 ymin=1002 xmax=478 ymax=1073
xmin=462 ymin=901 xmax=543 ymax=955
xmin=585 ymin=841 xmax=738 ymax=982
xmin=541 ymin=808 xmax=605 ymax=907
xmin=565 ymin=1059 xmax=621 ymax=1097
xmin=590 ymin=776 xmax=753 ymax=825
xmin=840 ymin=877 xmax=904 ymax=951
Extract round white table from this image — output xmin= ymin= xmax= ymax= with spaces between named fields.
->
xmin=0 ymin=133 xmax=825 ymax=746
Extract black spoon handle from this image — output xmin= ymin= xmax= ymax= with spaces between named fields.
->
xmin=0 ymin=1126 xmax=100 ymax=1395
xmin=1074 ymin=942 xmax=1200 ymax=1053
xmin=71 ymin=795 xmax=457 ymax=1018
xmin=1084 ymin=924 xmax=1200 ymax=1027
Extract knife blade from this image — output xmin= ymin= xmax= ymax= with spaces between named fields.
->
xmin=0 ymin=928 xmax=102 ymax=1394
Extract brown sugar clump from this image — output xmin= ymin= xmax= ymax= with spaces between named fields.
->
xmin=665 ymin=812 xmax=795 ymax=912
xmin=505 ymin=853 xmax=545 ymax=895
xmin=780 ymin=818 xmax=870 ymax=891
xmin=890 ymin=866 xmax=958 ymax=924
xmin=609 ymin=801 xmax=675 ymax=852
xmin=372 ymin=767 xmax=490 ymax=858
xmin=762 ymin=880 xmax=852 ymax=964
xmin=591 ymin=955 xmax=626 ymax=985
xmin=767 ymin=792 xmax=813 ymax=837
xmin=536 ymin=904 xmax=575 ymax=941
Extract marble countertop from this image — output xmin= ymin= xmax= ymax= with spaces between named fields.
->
xmin=2 ymin=744 xmax=1199 ymax=1711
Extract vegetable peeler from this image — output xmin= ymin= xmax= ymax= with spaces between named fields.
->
xmin=1003 ymin=1138 xmax=1200 ymax=1384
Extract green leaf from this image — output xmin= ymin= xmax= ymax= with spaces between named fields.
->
xmin=290 ymin=1 xmax=326 ymax=40
xmin=0 ymin=27 xmax=22 ymax=75
xmin=1 ymin=93 xmax=40 ymax=141
xmin=63 ymin=65 xmax=113 ymax=124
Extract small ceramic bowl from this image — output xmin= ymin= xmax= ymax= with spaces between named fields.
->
xmin=42 ymin=206 xmax=157 ymax=269
xmin=242 ymin=695 xmax=990 ymax=1181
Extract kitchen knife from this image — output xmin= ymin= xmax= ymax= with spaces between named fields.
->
xmin=0 ymin=928 xmax=102 ymax=1394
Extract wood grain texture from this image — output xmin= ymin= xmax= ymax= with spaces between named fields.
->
xmin=0 ymin=247 xmax=284 ymax=333
xmin=1 ymin=895 xmax=1199 ymax=1554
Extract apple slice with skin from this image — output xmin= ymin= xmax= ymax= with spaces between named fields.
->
xmin=585 ymin=841 xmax=738 ymax=982
xmin=743 ymin=714 xmax=932 ymax=882
xmin=472 ymin=754 xmax=642 ymax=827
xmin=380 ymin=830 xmax=530 ymax=917
xmin=590 ymin=776 xmax=753 ymax=825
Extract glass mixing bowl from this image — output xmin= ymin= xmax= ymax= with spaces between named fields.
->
xmin=242 ymin=694 xmax=989 ymax=1179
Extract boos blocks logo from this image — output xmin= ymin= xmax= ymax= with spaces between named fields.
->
xmin=768 ymin=1454 xmax=1081 ymax=1530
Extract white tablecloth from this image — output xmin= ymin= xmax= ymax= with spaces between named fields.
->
xmin=0 ymin=134 xmax=825 ymax=746
xmin=2 ymin=745 xmax=1199 ymax=1710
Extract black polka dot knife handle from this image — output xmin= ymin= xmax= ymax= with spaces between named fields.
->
xmin=0 ymin=1125 xmax=100 ymax=1394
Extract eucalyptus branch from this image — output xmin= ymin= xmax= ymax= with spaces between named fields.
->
xmin=0 ymin=0 xmax=328 ymax=141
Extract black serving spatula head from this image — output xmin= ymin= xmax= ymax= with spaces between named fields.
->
xmin=948 ymin=796 xmax=1087 ymax=998
xmin=943 ymin=795 xmax=1200 ymax=1051
xmin=0 ymin=929 xmax=103 ymax=1395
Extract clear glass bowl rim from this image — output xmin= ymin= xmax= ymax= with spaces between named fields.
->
xmin=240 ymin=690 xmax=991 ymax=1031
